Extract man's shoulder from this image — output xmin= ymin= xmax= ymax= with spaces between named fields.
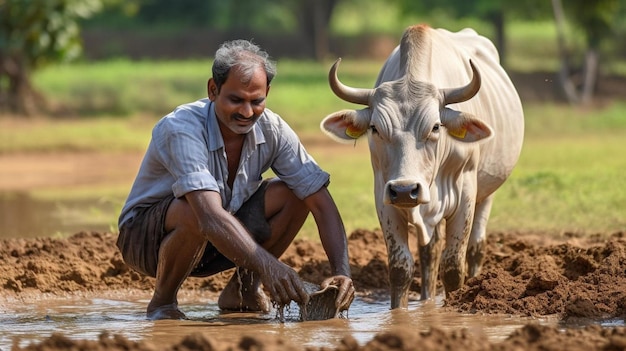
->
xmin=172 ymin=99 xmax=210 ymax=119
xmin=156 ymin=99 xmax=210 ymax=131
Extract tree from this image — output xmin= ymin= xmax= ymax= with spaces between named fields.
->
xmin=395 ymin=0 xmax=551 ymax=67
xmin=0 ymin=0 xmax=101 ymax=116
xmin=292 ymin=0 xmax=339 ymax=60
xmin=552 ymin=0 xmax=620 ymax=105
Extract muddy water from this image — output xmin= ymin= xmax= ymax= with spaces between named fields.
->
xmin=0 ymin=292 xmax=574 ymax=350
xmin=0 ymin=192 xmax=119 ymax=239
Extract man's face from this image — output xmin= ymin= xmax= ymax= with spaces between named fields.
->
xmin=209 ymin=65 xmax=269 ymax=136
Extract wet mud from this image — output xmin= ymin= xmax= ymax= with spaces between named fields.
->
xmin=1 ymin=229 xmax=626 ymax=350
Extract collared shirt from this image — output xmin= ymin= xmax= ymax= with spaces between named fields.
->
xmin=118 ymin=98 xmax=330 ymax=227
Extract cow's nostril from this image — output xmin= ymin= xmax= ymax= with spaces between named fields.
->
xmin=389 ymin=188 xmax=398 ymax=200
xmin=388 ymin=183 xmax=420 ymax=205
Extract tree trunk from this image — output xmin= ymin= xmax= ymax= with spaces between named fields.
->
xmin=488 ymin=10 xmax=506 ymax=67
xmin=0 ymin=53 xmax=43 ymax=116
xmin=580 ymin=48 xmax=598 ymax=106
xmin=551 ymin=0 xmax=580 ymax=104
xmin=299 ymin=0 xmax=338 ymax=61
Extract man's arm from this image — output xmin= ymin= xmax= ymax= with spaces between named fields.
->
xmin=303 ymin=186 xmax=354 ymax=309
xmin=184 ymin=189 xmax=309 ymax=306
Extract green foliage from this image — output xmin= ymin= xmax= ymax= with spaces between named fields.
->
xmin=396 ymin=0 xmax=551 ymax=21
xmin=566 ymin=0 xmax=620 ymax=47
xmin=0 ymin=0 xmax=102 ymax=69
xmin=85 ymin=0 xmax=298 ymax=33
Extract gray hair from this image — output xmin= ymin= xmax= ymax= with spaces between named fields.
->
xmin=212 ymin=39 xmax=277 ymax=91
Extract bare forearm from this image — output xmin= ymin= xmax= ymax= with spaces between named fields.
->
xmin=186 ymin=190 xmax=272 ymax=274
xmin=203 ymin=214 xmax=269 ymax=269
xmin=315 ymin=211 xmax=351 ymax=276
xmin=306 ymin=189 xmax=351 ymax=277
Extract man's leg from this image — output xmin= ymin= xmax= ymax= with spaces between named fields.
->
xmin=147 ymin=197 xmax=207 ymax=320
xmin=218 ymin=179 xmax=310 ymax=311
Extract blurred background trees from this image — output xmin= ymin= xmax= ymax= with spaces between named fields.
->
xmin=0 ymin=0 xmax=102 ymax=115
xmin=1 ymin=0 xmax=624 ymax=116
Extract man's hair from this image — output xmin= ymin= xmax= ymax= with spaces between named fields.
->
xmin=212 ymin=39 xmax=277 ymax=91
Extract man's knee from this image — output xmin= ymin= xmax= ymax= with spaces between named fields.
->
xmin=265 ymin=180 xmax=307 ymax=214
xmin=164 ymin=198 xmax=206 ymax=237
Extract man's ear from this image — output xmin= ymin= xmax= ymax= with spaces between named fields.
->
xmin=207 ymin=79 xmax=218 ymax=100
xmin=320 ymin=109 xmax=369 ymax=144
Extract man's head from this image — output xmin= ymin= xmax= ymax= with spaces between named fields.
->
xmin=208 ymin=40 xmax=276 ymax=135
xmin=210 ymin=40 xmax=276 ymax=93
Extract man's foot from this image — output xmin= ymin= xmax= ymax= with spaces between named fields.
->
xmin=147 ymin=303 xmax=187 ymax=320
xmin=218 ymin=273 xmax=271 ymax=312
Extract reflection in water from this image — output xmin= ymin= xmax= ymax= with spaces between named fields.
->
xmin=1 ymin=293 xmax=606 ymax=350
xmin=0 ymin=192 xmax=120 ymax=238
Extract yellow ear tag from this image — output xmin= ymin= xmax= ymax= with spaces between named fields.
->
xmin=345 ymin=125 xmax=365 ymax=139
xmin=448 ymin=126 xmax=467 ymax=139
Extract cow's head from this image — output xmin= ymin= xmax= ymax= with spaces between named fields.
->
xmin=321 ymin=57 xmax=493 ymax=208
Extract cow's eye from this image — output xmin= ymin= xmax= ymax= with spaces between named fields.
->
xmin=432 ymin=123 xmax=441 ymax=133
xmin=370 ymin=125 xmax=378 ymax=134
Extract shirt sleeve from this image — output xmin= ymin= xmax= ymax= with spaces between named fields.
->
xmin=153 ymin=117 xmax=220 ymax=198
xmin=270 ymin=118 xmax=330 ymax=199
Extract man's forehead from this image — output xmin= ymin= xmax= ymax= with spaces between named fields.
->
xmin=227 ymin=64 xmax=267 ymax=85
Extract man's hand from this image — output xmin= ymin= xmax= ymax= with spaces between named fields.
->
xmin=260 ymin=260 xmax=309 ymax=307
xmin=320 ymin=275 xmax=355 ymax=311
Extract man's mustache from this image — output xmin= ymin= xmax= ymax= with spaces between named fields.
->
xmin=232 ymin=113 xmax=258 ymax=121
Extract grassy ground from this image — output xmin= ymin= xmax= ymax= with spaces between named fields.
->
xmin=2 ymin=33 xmax=625 ymax=238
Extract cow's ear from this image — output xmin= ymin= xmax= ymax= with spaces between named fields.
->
xmin=321 ymin=109 xmax=369 ymax=143
xmin=442 ymin=108 xmax=493 ymax=142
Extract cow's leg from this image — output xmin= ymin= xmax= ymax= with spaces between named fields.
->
xmin=380 ymin=208 xmax=413 ymax=309
xmin=467 ymin=194 xmax=494 ymax=278
xmin=441 ymin=196 xmax=474 ymax=296
xmin=418 ymin=222 xmax=444 ymax=300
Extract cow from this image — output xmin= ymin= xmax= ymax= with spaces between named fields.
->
xmin=320 ymin=24 xmax=524 ymax=308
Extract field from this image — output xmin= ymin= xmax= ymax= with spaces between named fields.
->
xmin=1 ymin=25 xmax=626 ymax=349
xmin=2 ymin=57 xmax=625 ymax=238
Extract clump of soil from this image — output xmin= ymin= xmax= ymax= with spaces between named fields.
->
xmin=446 ymin=231 xmax=626 ymax=320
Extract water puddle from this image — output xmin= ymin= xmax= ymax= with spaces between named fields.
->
xmin=0 ymin=192 xmax=119 ymax=239
xmin=0 ymin=292 xmax=593 ymax=350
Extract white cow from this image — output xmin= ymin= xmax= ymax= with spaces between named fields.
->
xmin=321 ymin=24 xmax=524 ymax=308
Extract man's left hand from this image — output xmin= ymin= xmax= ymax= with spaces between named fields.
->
xmin=320 ymin=275 xmax=355 ymax=312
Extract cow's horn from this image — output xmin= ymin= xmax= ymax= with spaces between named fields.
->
xmin=441 ymin=60 xmax=481 ymax=105
xmin=329 ymin=58 xmax=373 ymax=106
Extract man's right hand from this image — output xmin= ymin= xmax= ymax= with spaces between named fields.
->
xmin=259 ymin=259 xmax=309 ymax=307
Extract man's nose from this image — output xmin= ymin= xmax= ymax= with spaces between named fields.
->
xmin=239 ymin=103 xmax=254 ymax=118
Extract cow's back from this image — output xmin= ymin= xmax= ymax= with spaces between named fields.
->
xmin=375 ymin=25 xmax=524 ymax=200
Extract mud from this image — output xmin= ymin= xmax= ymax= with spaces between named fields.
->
xmin=1 ymin=229 xmax=626 ymax=350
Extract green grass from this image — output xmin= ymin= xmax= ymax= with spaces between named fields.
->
xmin=4 ymin=55 xmax=626 ymax=239
xmin=491 ymin=133 xmax=626 ymax=234
xmin=32 ymin=58 xmax=382 ymax=130
xmin=489 ymin=101 xmax=626 ymax=234
xmin=0 ymin=117 xmax=152 ymax=154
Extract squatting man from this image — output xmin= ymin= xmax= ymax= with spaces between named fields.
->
xmin=116 ymin=39 xmax=355 ymax=319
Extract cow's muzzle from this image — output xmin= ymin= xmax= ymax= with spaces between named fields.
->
xmin=385 ymin=180 xmax=429 ymax=207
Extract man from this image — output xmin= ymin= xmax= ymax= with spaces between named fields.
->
xmin=117 ymin=39 xmax=355 ymax=320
